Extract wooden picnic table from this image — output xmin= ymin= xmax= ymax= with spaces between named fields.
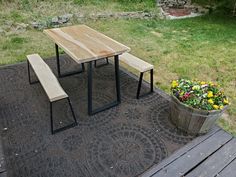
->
xmin=44 ymin=25 xmax=130 ymax=115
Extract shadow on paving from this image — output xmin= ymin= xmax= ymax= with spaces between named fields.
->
xmin=0 ymin=55 xmax=195 ymax=177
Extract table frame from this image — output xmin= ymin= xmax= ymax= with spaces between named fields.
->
xmin=54 ymin=44 xmax=121 ymax=115
xmin=87 ymin=55 xmax=121 ymax=115
xmin=55 ymin=44 xmax=85 ymax=78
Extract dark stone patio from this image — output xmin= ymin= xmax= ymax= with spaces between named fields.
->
xmin=0 ymin=55 xmax=195 ymax=177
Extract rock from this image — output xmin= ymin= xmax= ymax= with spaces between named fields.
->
xmin=75 ymin=13 xmax=84 ymax=18
xmin=59 ymin=14 xmax=73 ymax=23
xmin=0 ymin=27 xmax=4 ymax=34
xmin=31 ymin=21 xmax=46 ymax=30
xmin=15 ymin=23 xmax=28 ymax=33
xmin=5 ymin=21 xmax=13 ymax=27
xmin=51 ymin=16 xmax=59 ymax=24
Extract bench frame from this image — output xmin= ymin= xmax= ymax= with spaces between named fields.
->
xmin=27 ymin=60 xmax=78 ymax=134
xmin=137 ymin=69 xmax=154 ymax=99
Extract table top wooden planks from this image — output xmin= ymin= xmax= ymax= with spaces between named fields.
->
xmin=44 ymin=25 xmax=130 ymax=63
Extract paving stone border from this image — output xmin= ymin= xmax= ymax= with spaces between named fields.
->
xmin=31 ymin=11 xmax=158 ymax=30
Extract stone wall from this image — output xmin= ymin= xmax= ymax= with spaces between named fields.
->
xmin=157 ymin=0 xmax=191 ymax=8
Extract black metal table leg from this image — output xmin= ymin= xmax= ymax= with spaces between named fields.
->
xmin=87 ymin=61 xmax=93 ymax=115
xmin=115 ymin=55 xmax=121 ymax=103
xmin=87 ymin=55 xmax=121 ymax=115
xmin=94 ymin=58 xmax=109 ymax=68
xmin=55 ymin=44 xmax=61 ymax=77
xmin=55 ymin=43 xmax=85 ymax=78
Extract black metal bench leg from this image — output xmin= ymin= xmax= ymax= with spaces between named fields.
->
xmin=50 ymin=98 xmax=78 ymax=134
xmin=50 ymin=102 xmax=54 ymax=134
xmin=67 ymin=97 xmax=78 ymax=125
xmin=94 ymin=58 xmax=109 ymax=68
xmin=27 ymin=60 xmax=39 ymax=84
xmin=150 ymin=69 xmax=154 ymax=93
xmin=27 ymin=60 xmax=31 ymax=84
xmin=136 ymin=69 xmax=154 ymax=99
xmin=136 ymin=72 xmax=144 ymax=99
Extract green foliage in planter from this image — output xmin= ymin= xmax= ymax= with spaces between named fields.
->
xmin=171 ymin=79 xmax=229 ymax=111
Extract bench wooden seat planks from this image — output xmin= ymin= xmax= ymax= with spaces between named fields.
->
xmin=120 ymin=53 xmax=154 ymax=99
xmin=26 ymin=54 xmax=77 ymax=134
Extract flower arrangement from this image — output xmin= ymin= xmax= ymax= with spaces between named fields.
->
xmin=171 ymin=79 xmax=229 ymax=111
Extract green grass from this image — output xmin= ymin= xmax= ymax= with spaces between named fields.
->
xmin=0 ymin=1 xmax=236 ymax=135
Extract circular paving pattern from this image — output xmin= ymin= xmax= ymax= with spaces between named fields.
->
xmin=87 ymin=124 xmax=168 ymax=177
xmin=10 ymin=153 xmax=87 ymax=177
xmin=121 ymin=78 xmax=163 ymax=106
xmin=123 ymin=106 xmax=143 ymax=120
xmin=61 ymin=134 xmax=83 ymax=152
xmin=0 ymin=66 xmax=23 ymax=83
xmin=148 ymin=102 xmax=195 ymax=144
xmin=93 ymin=63 xmax=116 ymax=81
xmin=3 ymin=119 xmax=49 ymax=160
xmin=64 ymin=92 xmax=119 ymax=128
xmin=1 ymin=87 xmax=39 ymax=106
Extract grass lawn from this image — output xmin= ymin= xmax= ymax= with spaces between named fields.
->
xmin=0 ymin=0 xmax=236 ymax=135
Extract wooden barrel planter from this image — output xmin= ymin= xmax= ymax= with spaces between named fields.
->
xmin=170 ymin=95 xmax=227 ymax=135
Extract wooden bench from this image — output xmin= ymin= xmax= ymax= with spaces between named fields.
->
xmin=27 ymin=54 xmax=77 ymax=134
xmin=120 ymin=53 xmax=154 ymax=99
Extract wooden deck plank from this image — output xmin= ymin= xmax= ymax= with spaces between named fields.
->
xmin=27 ymin=54 xmax=68 ymax=102
xmin=186 ymin=138 xmax=236 ymax=177
xmin=140 ymin=126 xmax=220 ymax=177
xmin=44 ymin=25 xmax=130 ymax=63
xmin=219 ymin=159 xmax=236 ymax=177
xmin=152 ymin=130 xmax=232 ymax=177
xmin=0 ymin=172 xmax=7 ymax=177
xmin=217 ymin=158 xmax=236 ymax=177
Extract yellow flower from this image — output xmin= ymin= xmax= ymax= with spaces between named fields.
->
xmin=208 ymin=99 xmax=214 ymax=104
xmin=223 ymin=98 xmax=229 ymax=105
xmin=220 ymin=105 xmax=224 ymax=109
xmin=207 ymin=91 xmax=213 ymax=98
xmin=200 ymin=81 xmax=206 ymax=85
xmin=171 ymin=80 xmax=179 ymax=88
xmin=209 ymin=81 xmax=214 ymax=86
xmin=213 ymin=105 xmax=219 ymax=110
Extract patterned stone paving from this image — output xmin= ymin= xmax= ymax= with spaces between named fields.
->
xmin=0 ymin=55 xmax=195 ymax=177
